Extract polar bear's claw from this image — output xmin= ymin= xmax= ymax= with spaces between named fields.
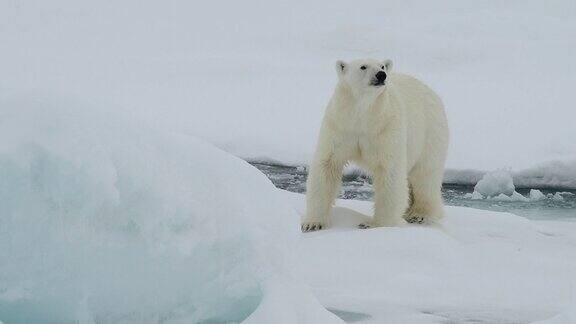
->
xmin=301 ymin=222 xmax=324 ymax=232
xmin=358 ymin=223 xmax=372 ymax=229
xmin=404 ymin=215 xmax=425 ymax=224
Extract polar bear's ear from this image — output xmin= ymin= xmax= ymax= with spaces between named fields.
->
xmin=335 ymin=60 xmax=347 ymax=77
xmin=382 ymin=59 xmax=393 ymax=72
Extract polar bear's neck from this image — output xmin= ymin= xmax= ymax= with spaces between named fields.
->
xmin=336 ymin=82 xmax=389 ymax=113
xmin=355 ymin=92 xmax=382 ymax=112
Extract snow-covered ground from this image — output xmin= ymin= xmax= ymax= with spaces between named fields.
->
xmin=0 ymin=106 xmax=575 ymax=323
xmin=2 ymin=1 xmax=576 ymax=323
xmin=287 ymin=192 xmax=576 ymax=324
xmin=0 ymin=106 xmax=340 ymax=323
xmin=2 ymin=0 xmax=576 ymax=187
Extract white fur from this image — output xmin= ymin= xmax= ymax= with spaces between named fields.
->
xmin=302 ymin=59 xmax=449 ymax=231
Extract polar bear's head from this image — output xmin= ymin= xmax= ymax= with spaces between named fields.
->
xmin=335 ymin=59 xmax=393 ymax=96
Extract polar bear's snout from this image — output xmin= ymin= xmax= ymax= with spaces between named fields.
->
xmin=372 ymin=71 xmax=387 ymax=86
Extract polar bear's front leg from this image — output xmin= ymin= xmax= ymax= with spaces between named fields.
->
xmin=360 ymin=141 xmax=409 ymax=229
xmin=369 ymin=167 xmax=409 ymax=227
xmin=303 ymin=155 xmax=344 ymax=232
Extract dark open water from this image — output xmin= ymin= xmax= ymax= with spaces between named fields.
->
xmin=250 ymin=162 xmax=576 ymax=221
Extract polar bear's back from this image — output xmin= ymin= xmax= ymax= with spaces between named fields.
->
xmin=390 ymin=73 xmax=445 ymax=117
xmin=389 ymin=73 xmax=449 ymax=170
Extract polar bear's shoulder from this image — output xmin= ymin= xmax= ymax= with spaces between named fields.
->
xmin=389 ymin=73 xmax=427 ymax=88
xmin=389 ymin=73 xmax=439 ymax=100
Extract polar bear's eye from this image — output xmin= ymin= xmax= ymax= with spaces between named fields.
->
xmin=360 ymin=65 xmax=367 ymax=70
xmin=381 ymin=66 xmax=385 ymax=70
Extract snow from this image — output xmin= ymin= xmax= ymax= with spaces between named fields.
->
xmin=473 ymin=169 xmax=515 ymax=197
xmin=2 ymin=0 xmax=576 ymax=184
xmin=244 ymin=280 xmax=342 ymax=324
xmin=1 ymin=0 xmax=576 ymax=322
xmin=443 ymin=169 xmax=485 ymax=187
xmin=0 ymin=103 xmax=574 ymax=323
xmin=285 ymin=191 xmax=576 ymax=324
xmin=534 ymin=298 xmax=576 ymax=324
xmin=514 ymin=160 xmax=576 ymax=189
xmin=0 ymin=106 xmax=339 ymax=323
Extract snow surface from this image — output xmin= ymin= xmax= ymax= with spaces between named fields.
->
xmin=0 ymin=103 xmax=575 ymax=323
xmin=1 ymin=1 xmax=576 ymax=322
xmin=0 ymin=106 xmax=340 ymax=323
xmin=535 ymin=298 xmax=576 ymax=324
xmin=2 ymin=0 xmax=576 ymax=185
xmin=286 ymin=191 xmax=576 ymax=324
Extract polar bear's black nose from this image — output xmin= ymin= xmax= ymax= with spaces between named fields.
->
xmin=376 ymin=71 xmax=387 ymax=82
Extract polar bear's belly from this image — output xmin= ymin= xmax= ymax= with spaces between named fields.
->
xmin=333 ymin=126 xmax=424 ymax=175
xmin=355 ymin=136 xmax=381 ymax=169
xmin=332 ymin=132 xmax=388 ymax=172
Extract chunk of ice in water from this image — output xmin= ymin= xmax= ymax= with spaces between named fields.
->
xmin=474 ymin=170 xmax=515 ymax=197
xmin=464 ymin=191 xmax=484 ymax=200
xmin=529 ymin=189 xmax=546 ymax=201
xmin=552 ymin=192 xmax=565 ymax=201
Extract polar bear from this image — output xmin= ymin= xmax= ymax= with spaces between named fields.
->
xmin=302 ymin=59 xmax=449 ymax=232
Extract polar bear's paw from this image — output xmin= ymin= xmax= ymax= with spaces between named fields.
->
xmin=358 ymin=222 xmax=373 ymax=229
xmin=404 ymin=214 xmax=425 ymax=224
xmin=301 ymin=221 xmax=325 ymax=232
xmin=359 ymin=218 xmax=404 ymax=228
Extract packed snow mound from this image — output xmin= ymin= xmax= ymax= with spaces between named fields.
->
xmin=284 ymin=192 xmax=576 ymax=323
xmin=473 ymin=169 xmax=515 ymax=197
xmin=0 ymin=101 xmax=340 ymax=323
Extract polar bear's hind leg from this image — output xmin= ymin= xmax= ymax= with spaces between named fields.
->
xmin=405 ymin=160 xmax=444 ymax=224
